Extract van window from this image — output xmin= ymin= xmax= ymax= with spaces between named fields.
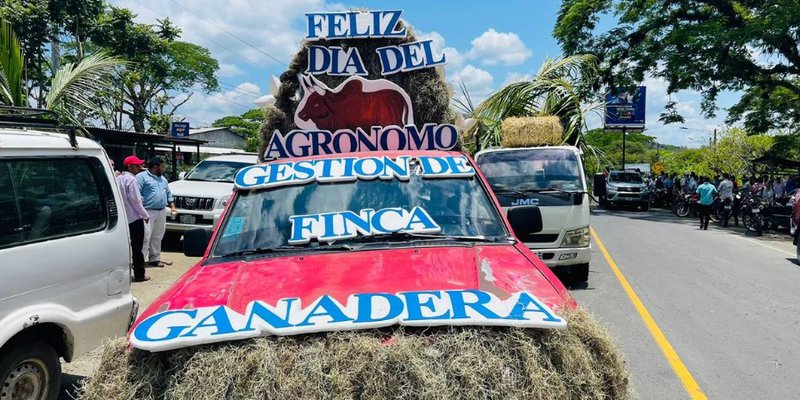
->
xmin=1 ymin=158 xmax=108 ymax=248
xmin=0 ymin=164 xmax=21 ymax=247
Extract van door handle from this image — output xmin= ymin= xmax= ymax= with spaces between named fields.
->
xmin=13 ymin=225 xmax=31 ymax=232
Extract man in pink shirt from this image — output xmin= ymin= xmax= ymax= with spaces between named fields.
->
xmin=117 ymin=156 xmax=151 ymax=282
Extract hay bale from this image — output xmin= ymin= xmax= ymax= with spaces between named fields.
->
xmin=78 ymin=307 xmax=631 ymax=400
xmin=501 ymin=116 xmax=564 ymax=148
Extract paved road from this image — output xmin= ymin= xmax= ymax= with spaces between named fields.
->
xmin=572 ymin=208 xmax=800 ymax=400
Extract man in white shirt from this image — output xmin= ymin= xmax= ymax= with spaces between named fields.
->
xmin=718 ymin=173 xmax=734 ymax=227
xmin=773 ymin=177 xmax=786 ymax=200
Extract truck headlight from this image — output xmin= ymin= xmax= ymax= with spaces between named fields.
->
xmin=561 ymin=227 xmax=590 ymax=248
xmin=607 ymin=183 xmax=618 ymax=192
xmin=216 ymin=194 xmax=231 ymax=209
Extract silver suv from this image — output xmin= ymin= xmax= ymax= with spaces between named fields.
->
xmin=167 ymin=154 xmax=258 ymax=234
xmin=600 ymin=170 xmax=651 ymax=210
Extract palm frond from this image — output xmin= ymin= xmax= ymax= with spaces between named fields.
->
xmin=45 ymin=52 xmax=129 ymax=121
xmin=0 ymin=19 xmax=25 ymax=106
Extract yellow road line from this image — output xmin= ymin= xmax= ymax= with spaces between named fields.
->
xmin=590 ymin=228 xmax=708 ymax=400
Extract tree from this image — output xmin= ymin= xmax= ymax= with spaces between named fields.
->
xmin=0 ymin=19 xmax=24 ymax=106
xmin=554 ymin=0 xmax=800 ymax=132
xmin=474 ymin=55 xmax=603 ymax=147
xmin=1 ymin=19 xmax=125 ymax=126
xmin=211 ymin=108 xmax=264 ymax=152
xmin=89 ymin=7 xmax=218 ymax=132
xmin=0 ymin=0 xmax=104 ymax=106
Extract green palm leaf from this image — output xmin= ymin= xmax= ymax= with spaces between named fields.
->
xmin=45 ymin=52 xmax=128 ymax=125
xmin=0 ymin=19 xmax=25 ymax=106
xmin=475 ymin=54 xmax=600 ymax=146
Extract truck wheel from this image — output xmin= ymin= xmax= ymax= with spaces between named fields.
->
xmin=640 ymin=203 xmax=650 ymax=211
xmin=571 ymin=263 xmax=590 ymax=283
xmin=0 ymin=341 xmax=61 ymax=400
xmin=796 ymin=238 xmax=800 ymax=265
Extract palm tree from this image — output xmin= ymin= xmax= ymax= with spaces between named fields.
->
xmin=475 ymin=54 xmax=603 ymax=147
xmin=1 ymin=19 xmax=127 ymax=126
xmin=0 ymin=19 xmax=24 ymax=106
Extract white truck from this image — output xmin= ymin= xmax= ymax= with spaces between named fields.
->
xmin=475 ymin=146 xmax=591 ymax=283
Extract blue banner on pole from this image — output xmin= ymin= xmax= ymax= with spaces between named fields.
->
xmin=171 ymin=121 xmax=190 ymax=137
xmin=605 ymin=87 xmax=646 ymax=128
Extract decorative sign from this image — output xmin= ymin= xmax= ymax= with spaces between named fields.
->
xmin=235 ymin=155 xmax=475 ymax=190
xmin=262 ymin=10 xmax=454 ymax=161
xmin=304 ymin=11 xmax=445 ymax=75
xmin=288 ymin=206 xmax=440 ymax=244
xmin=130 ymin=290 xmax=566 ymax=352
xmin=604 ymin=86 xmax=646 ymax=129
xmin=170 ymin=121 xmax=190 ymax=137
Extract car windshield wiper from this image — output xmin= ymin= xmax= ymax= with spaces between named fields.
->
xmin=219 ymin=244 xmax=353 ymax=258
xmin=341 ymin=232 xmax=496 ymax=245
xmin=517 ymin=187 xmax=584 ymax=195
xmin=489 ymin=184 xmax=527 ymax=198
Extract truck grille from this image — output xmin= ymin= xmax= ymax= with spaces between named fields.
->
xmin=617 ymin=187 xmax=641 ymax=192
xmin=525 ymin=234 xmax=560 ymax=243
xmin=174 ymin=196 xmax=214 ymax=210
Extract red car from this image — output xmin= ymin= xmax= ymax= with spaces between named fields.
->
xmin=129 ymin=150 xmax=574 ymax=352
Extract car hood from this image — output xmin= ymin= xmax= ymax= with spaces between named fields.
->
xmin=130 ymin=244 xmax=573 ymax=351
xmin=138 ymin=245 xmax=570 ymax=320
xmin=169 ymin=179 xmax=234 ymax=199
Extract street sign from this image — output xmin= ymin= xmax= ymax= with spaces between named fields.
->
xmin=605 ymin=87 xmax=646 ymax=129
xmin=654 ymin=162 xmax=664 ymax=174
xmin=170 ymin=121 xmax=190 ymax=137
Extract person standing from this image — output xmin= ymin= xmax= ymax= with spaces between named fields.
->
xmin=117 ymin=156 xmax=150 ymax=282
xmin=718 ymin=173 xmax=734 ymax=227
xmin=773 ymin=177 xmax=785 ymax=201
xmin=137 ymin=157 xmax=177 ymax=268
xmin=697 ymin=176 xmax=717 ymax=230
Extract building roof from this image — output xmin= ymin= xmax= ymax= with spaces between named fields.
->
xmin=84 ymin=127 xmax=207 ymax=146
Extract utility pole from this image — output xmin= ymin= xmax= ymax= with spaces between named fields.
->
xmin=621 ymin=127 xmax=627 ymax=170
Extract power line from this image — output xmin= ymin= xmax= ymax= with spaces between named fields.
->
xmin=168 ymin=0 xmax=288 ymax=67
xmin=219 ymin=81 xmax=263 ymax=98
xmin=131 ymin=0 xmax=281 ymax=73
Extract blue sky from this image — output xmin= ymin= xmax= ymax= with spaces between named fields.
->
xmin=110 ymin=0 xmax=737 ymax=146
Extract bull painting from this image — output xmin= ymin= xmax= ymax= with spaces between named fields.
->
xmin=294 ymin=74 xmax=414 ymax=132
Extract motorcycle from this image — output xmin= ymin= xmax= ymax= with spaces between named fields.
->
xmin=741 ymin=193 xmax=769 ymax=235
xmin=651 ymin=187 xmax=670 ymax=209
xmin=675 ymin=193 xmax=696 ymax=217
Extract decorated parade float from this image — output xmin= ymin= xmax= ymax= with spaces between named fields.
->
xmin=80 ymin=10 xmax=631 ymax=400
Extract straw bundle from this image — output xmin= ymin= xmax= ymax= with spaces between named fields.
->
xmin=501 ymin=116 xmax=564 ymax=147
xmin=78 ymin=307 xmax=631 ymax=400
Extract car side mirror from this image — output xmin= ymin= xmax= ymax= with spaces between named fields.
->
xmin=507 ymin=206 xmax=543 ymax=240
xmin=593 ymin=173 xmax=607 ymax=197
xmin=183 ymin=228 xmax=212 ymax=257
xmin=178 ymin=171 xmax=187 ymax=180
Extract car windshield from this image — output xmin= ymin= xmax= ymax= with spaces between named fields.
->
xmin=185 ymin=161 xmax=252 ymax=182
xmin=476 ymin=149 xmax=584 ymax=191
xmin=609 ymin=172 xmax=643 ymax=183
xmin=212 ymin=172 xmax=508 ymax=257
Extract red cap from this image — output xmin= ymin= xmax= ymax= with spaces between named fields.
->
xmin=123 ymin=155 xmax=145 ymax=166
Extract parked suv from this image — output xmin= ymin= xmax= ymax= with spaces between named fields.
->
xmin=599 ymin=170 xmax=651 ymax=210
xmin=166 ymin=154 xmax=258 ymax=235
xmin=0 ymin=128 xmax=138 ymax=399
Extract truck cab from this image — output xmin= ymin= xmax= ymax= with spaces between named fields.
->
xmin=475 ymin=146 xmax=591 ymax=283
xmin=600 ymin=170 xmax=651 ymax=210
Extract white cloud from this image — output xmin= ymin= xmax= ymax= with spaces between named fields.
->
xmin=502 ymin=72 xmax=532 ymax=86
xmin=416 ymin=30 xmax=464 ymax=73
xmin=450 ymin=65 xmax=494 ymax=104
xmin=218 ymin=63 xmax=245 ymax=77
xmin=175 ymin=82 xmax=263 ymax=126
xmin=467 ymin=29 xmax=532 ymax=66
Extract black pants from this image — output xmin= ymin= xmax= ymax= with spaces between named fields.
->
xmin=129 ymin=218 xmax=145 ymax=280
xmin=698 ymin=204 xmax=711 ymax=229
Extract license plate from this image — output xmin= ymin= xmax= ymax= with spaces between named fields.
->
xmin=724 ymin=205 xmax=731 ymax=209
xmin=751 ymin=208 xmax=760 ymax=213
xmin=179 ymin=214 xmax=196 ymax=224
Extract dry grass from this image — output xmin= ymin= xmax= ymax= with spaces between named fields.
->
xmin=78 ymin=307 xmax=631 ymax=400
xmin=501 ymin=116 xmax=563 ymax=148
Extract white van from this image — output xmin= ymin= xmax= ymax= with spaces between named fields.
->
xmin=0 ymin=128 xmax=138 ymax=399
xmin=475 ymin=146 xmax=591 ymax=282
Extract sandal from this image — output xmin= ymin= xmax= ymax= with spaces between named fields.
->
xmin=133 ymin=275 xmax=152 ymax=283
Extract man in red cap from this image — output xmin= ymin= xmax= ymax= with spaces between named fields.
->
xmin=118 ymin=155 xmax=151 ymax=282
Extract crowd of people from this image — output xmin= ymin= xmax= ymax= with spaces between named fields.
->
xmin=648 ymin=171 xmax=800 ymax=230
